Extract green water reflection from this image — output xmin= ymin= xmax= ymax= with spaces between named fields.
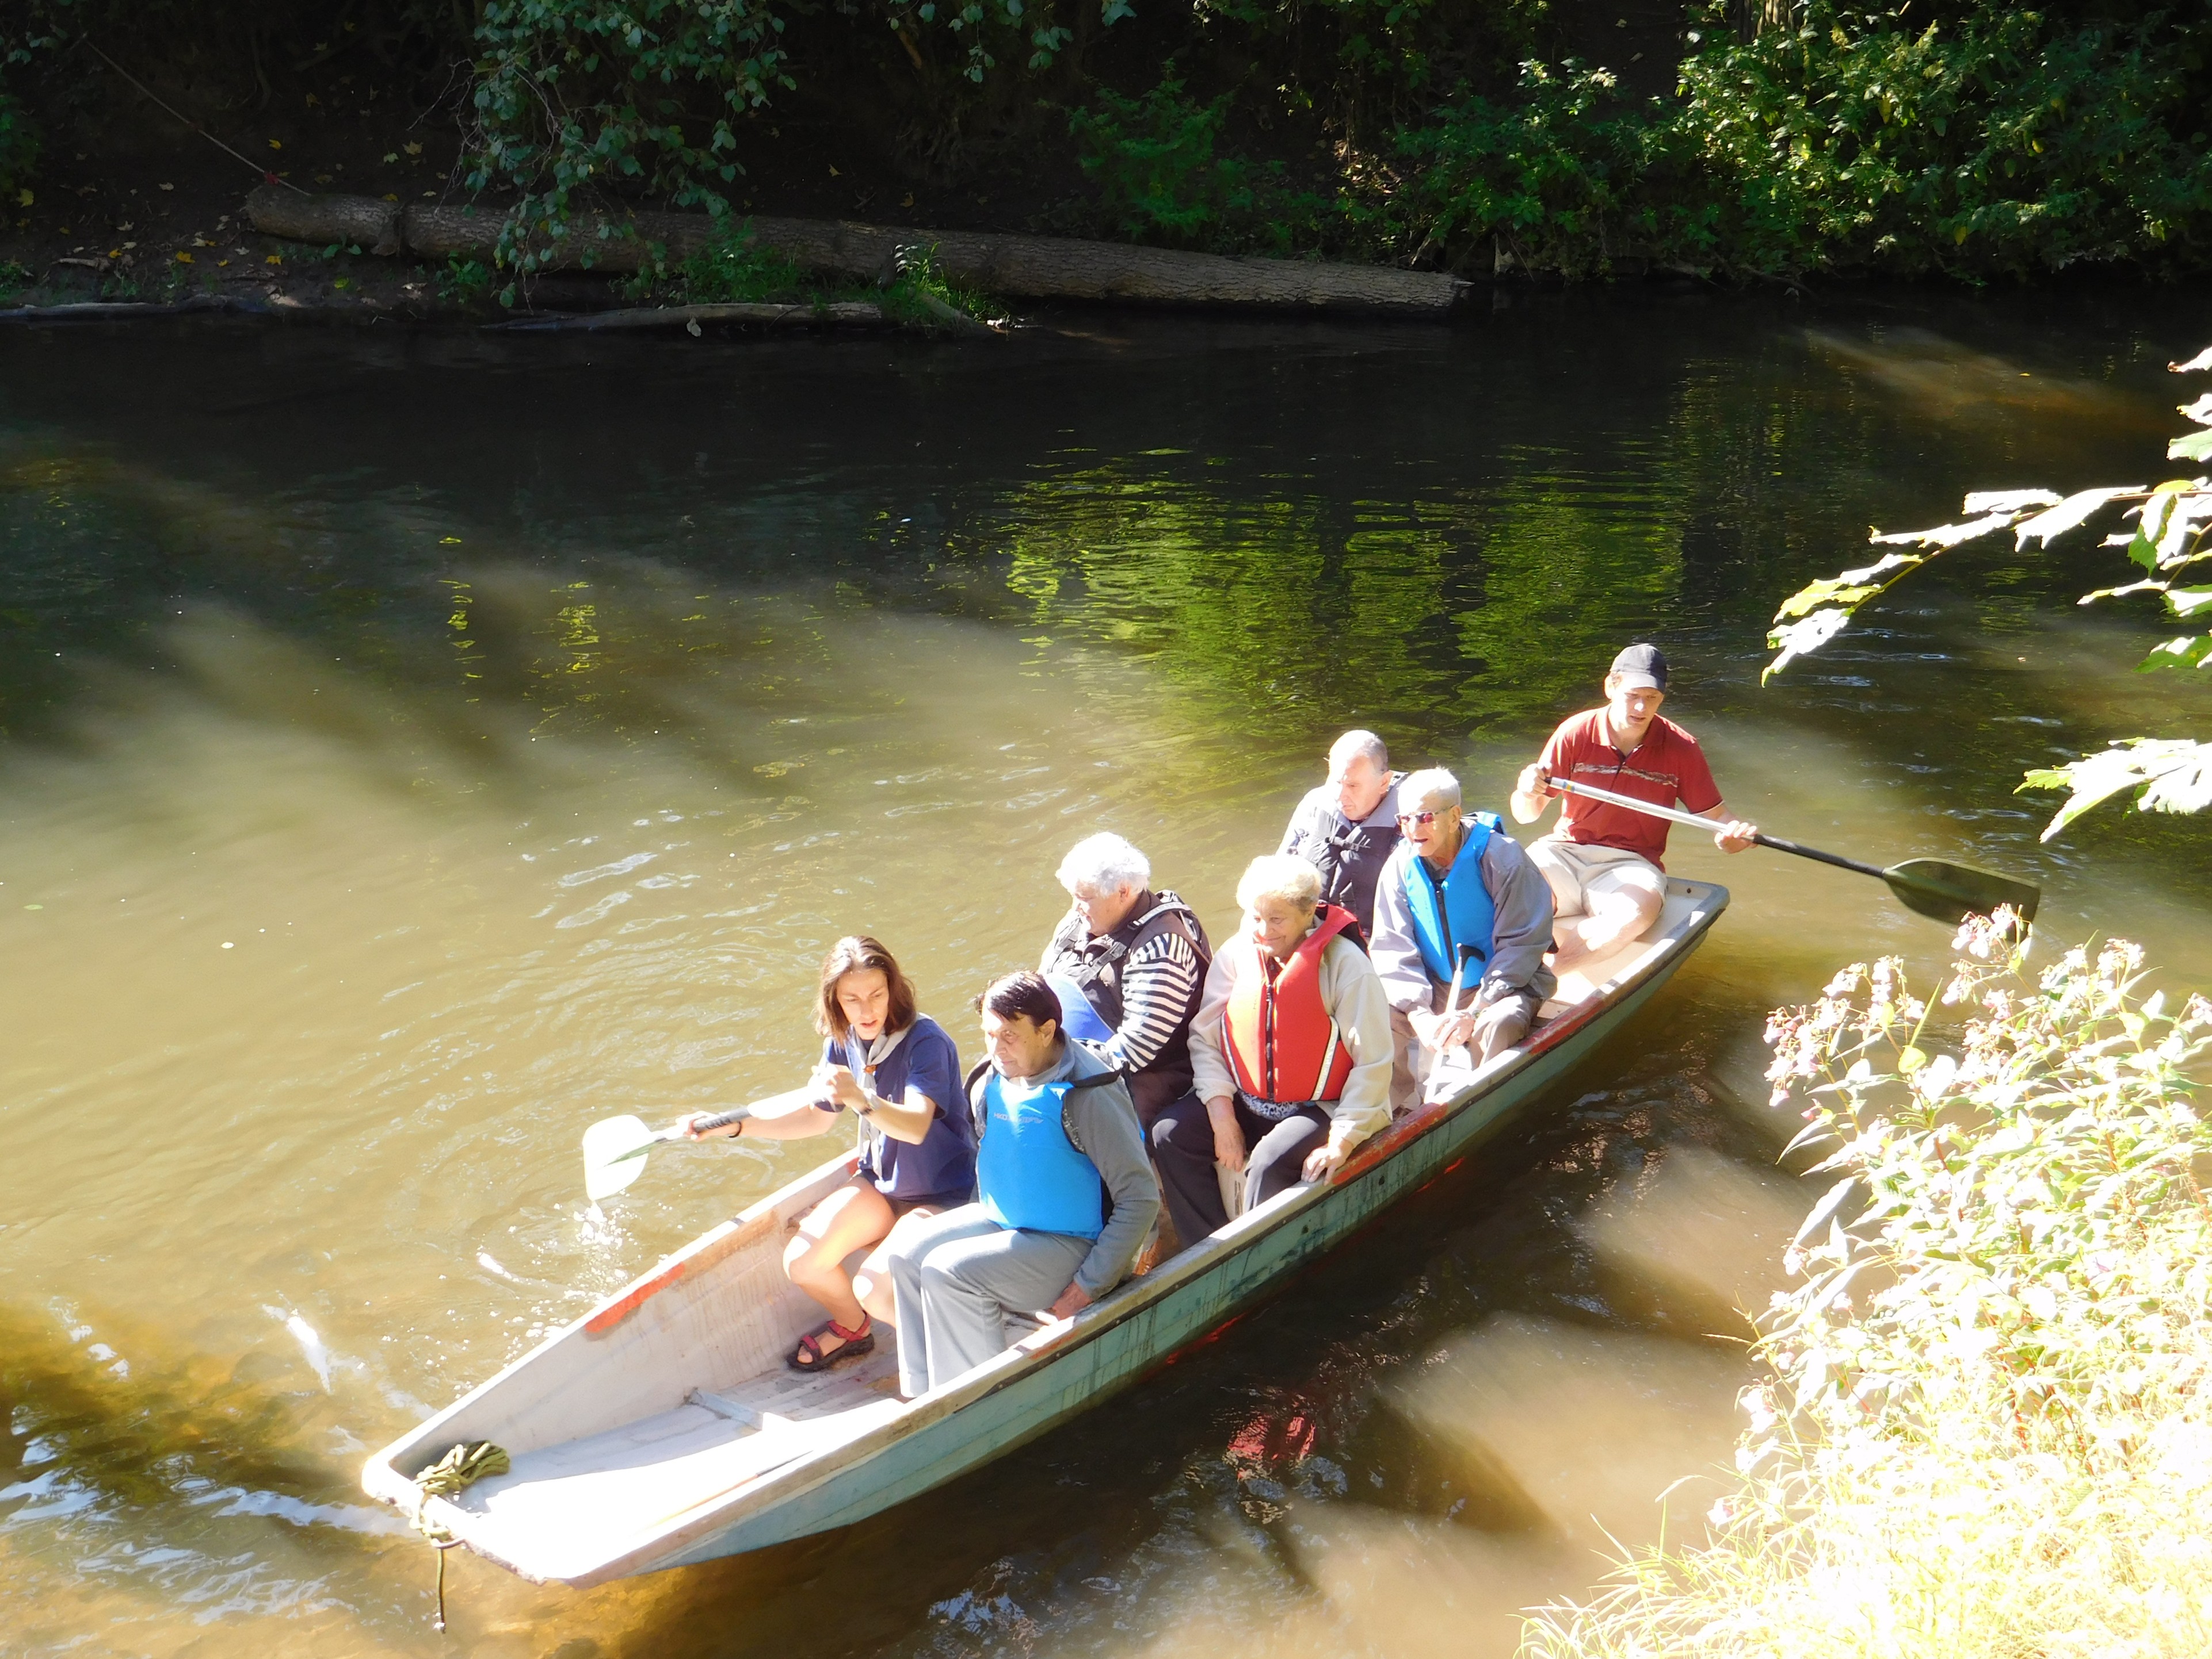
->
xmin=1 ymin=291 xmax=2207 ymax=1658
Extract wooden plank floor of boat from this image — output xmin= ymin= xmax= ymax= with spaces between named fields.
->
xmin=450 ymin=1347 xmax=907 ymax=1574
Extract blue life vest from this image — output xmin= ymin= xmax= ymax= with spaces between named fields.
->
xmin=975 ymin=1071 xmax=1108 ymax=1240
xmin=1402 ymin=812 xmax=1504 ymax=985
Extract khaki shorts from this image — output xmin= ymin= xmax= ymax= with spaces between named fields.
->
xmin=1528 ymin=837 xmax=1665 ymax=919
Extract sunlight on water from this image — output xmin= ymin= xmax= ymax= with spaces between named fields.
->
xmin=2 ymin=293 xmax=2209 ymax=1657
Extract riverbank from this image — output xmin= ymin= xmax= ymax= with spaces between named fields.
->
xmin=1531 ymin=921 xmax=2212 ymax=1657
xmin=3 ymin=1 xmax=2206 ymax=319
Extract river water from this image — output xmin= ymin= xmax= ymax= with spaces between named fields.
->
xmin=3 ymin=291 xmax=2209 ymax=1659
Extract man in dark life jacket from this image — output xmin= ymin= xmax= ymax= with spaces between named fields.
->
xmin=1370 ymin=766 xmax=1557 ymax=1107
xmin=1509 ymin=643 xmax=1758 ymax=967
xmin=1275 ymin=729 xmax=1406 ymax=936
xmin=1153 ymin=855 xmax=1395 ymax=1247
xmin=884 ymin=972 xmax=1158 ymax=1398
xmin=1038 ymin=833 xmax=1212 ymax=1125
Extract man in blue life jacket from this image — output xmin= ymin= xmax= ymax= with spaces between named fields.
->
xmin=1368 ymin=766 xmax=1557 ymax=1108
xmin=884 ymin=971 xmax=1160 ymax=1399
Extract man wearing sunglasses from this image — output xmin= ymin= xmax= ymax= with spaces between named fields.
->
xmin=1368 ymin=766 xmax=1557 ymax=1109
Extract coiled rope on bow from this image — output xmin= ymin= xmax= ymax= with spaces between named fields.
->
xmin=413 ymin=1440 xmax=510 ymax=1633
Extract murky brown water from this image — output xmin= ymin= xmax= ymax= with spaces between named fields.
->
xmin=4 ymin=292 xmax=2209 ymax=1658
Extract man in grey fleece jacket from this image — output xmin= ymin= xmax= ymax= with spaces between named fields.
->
xmin=886 ymin=972 xmax=1160 ymax=1399
xmin=1369 ymin=767 xmax=1557 ymax=1108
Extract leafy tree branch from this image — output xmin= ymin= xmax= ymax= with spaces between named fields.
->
xmin=1764 ymin=342 xmax=2212 ymax=841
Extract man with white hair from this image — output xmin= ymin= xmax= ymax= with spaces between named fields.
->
xmin=1154 ymin=854 xmax=1394 ymax=1246
xmin=1039 ymin=832 xmax=1212 ymax=1124
xmin=1276 ymin=729 xmax=1405 ymax=936
xmin=1370 ymin=766 xmax=1556 ymax=1104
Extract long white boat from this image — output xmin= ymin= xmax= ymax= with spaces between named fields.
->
xmin=363 ymin=876 xmax=1727 ymax=1585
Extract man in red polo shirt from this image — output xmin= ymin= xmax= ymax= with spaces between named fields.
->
xmin=1509 ymin=644 xmax=1757 ymax=966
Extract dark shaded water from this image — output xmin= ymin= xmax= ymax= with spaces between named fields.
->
xmin=2 ymin=290 xmax=2207 ymax=1658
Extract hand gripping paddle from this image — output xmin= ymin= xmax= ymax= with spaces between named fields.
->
xmin=581 ymin=1108 xmax=752 ymax=1204
xmin=1547 ymin=777 xmax=2041 ymax=927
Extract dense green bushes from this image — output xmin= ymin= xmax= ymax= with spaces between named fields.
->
xmin=1044 ymin=0 xmax=2212 ymax=277
xmin=1658 ymin=3 xmax=2212 ymax=275
xmin=0 ymin=89 xmax=34 ymax=196
xmin=466 ymin=0 xmax=791 ymax=274
xmin=1066 ymin=76 xmax=1333 ymax=252
xmin=1350 ymin=3 xmax=2212 ymax=276
xmin=3 ymin=0 xmax=2209 ymax=280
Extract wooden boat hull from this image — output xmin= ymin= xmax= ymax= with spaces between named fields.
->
xmin=365 ymin=878 xmax=1726 ymax=1584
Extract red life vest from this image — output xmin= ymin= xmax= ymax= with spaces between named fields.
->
xmin=1223 ymin=902 xmax=1360 ymax=1104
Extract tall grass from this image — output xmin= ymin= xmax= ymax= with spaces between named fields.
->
xmin=1527 ymin=914 xmax=2212 ymax=1657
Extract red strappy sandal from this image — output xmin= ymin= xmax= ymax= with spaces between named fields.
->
xmin=788 ymin=1315 xmax=874 ymax=1371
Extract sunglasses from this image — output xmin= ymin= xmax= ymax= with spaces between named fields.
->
xmin=1395 ymin=808 xmax=1452 ymax=827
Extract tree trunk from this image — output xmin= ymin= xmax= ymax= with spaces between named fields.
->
xmin=245 ymin=188 xmax=1471 ymax=317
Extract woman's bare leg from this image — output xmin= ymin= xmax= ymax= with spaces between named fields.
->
xmin=783 ymin=1180 xmax=896 ymax=1330
xmin=853 ymin=1203 xmax=941 ymax=1326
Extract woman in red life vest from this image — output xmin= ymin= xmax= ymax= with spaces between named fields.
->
xmin=1151 ymin=855 xmax=1395 ymax=1250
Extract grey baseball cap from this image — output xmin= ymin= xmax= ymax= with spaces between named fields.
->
xmin=1609 ymin=643 xmax=1668 ymax=691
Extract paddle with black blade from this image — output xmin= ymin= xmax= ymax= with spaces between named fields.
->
xmin=1545 ymin=776 xmax=2040 ymax=926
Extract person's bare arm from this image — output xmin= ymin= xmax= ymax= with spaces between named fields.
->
xmin=1706 ymin=804 xmax=1759 ymax=854
xmin=674 ymin=1082 xmax=835 ymax=1141
xmin=822 ymin=1065 xmax=940 ymax=1145
xmin=689 ymin=1103 xmax=841 ymax=1140
xmin=1509 ymin=762 xmax=1558 ymax=826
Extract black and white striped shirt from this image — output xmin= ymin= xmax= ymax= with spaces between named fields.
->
xmin=1096 ymin=928 xmax=1203 ymax=1076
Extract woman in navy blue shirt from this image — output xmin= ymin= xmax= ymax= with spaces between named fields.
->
xmin=686 ymin=936 xmax=972 ymax=1370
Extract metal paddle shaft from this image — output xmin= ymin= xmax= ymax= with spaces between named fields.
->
xmin=1546 ymin=777 xmax=2040 ymax=926
xmin=605 ymin=1107 xmax=752 ymax=1166
xmin=581 ymin=1085 xmax=828 ymax=1203
xmin=580 ymin=1106 xmax=756 ymax=1203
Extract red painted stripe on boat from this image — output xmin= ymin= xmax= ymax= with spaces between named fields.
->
xmin=585 ymin=1258 xmax=690 ymax=1334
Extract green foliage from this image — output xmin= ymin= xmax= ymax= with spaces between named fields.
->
xmin=872 ymin=240 xmax=993 ymax=328
xmin=462 ymin=0 xmax=1094 ymax=272
xmin=679 ymin=219 xmax=807 ymax=303
xmin=1387 ymin=2 xmax=2212 ymax=277
xmin=0 ymin=258 xmax=26 ymax=302
xmin=0 ymin=89 xmax=36 ymax=196
xmin=465 ymin=0 xmax=790 ymax=275
xmin=1390 ymin=62 xmax=1655 ymax=277
xmin=1762 ymin=343 xmax=2211 ymax=840
xmin=1532 ymin=923 xmax=2212 ymax=1656
xmin=2021 ymin=739 xmax=2212 ymax=838
xmin=5 ymin=0 xmax=2207 ymax=284
xmin=663 ymin=219 xmax=991 ymax=327
xmin=436 ymin=257 xmax=496 ymax=305
xmin=1065 ymin=77 xmax=1334 ymax=254
xmin=1667 ymin=3 xmax=2212 ymax=276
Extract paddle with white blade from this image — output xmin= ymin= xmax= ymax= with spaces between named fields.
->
xmin=1545 ymin=776 xmax=2041 ymax=926
xmin=581 ymin=1088 xmax=823 ymax=1203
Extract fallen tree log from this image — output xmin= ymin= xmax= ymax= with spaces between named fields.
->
xmin=0 ymin=295 xmax=259 ymax=323
xmin=245 ymin=188 xmax=1469 ymax=317
xmin=487 ymin=300 xmax=891 ymax=333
